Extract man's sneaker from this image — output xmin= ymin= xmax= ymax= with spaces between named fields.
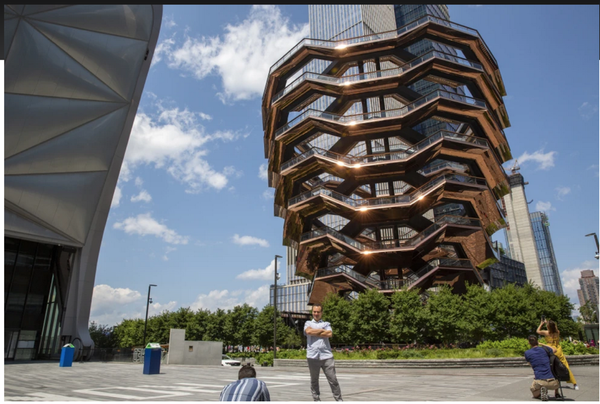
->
xmin=540 ymin=387 xmax=548 ymax=401
xmin=574 ymin=384 xmax=579 ymax=390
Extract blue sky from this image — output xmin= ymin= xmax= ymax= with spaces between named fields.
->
xmin=90 ymin=5 xmax=599 ymax=326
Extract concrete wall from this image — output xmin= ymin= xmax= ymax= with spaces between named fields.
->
xmin=167 ymin=329 xmax=222 ymax=366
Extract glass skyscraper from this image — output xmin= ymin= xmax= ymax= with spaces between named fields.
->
xmin=393 ymin=5 xmax=466 ymax=136
xmin=530 ymin=212 xmax=564 ymax=295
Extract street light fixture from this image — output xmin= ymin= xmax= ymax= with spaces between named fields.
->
xmin=273 ymin=255 xmax=282 ymax=361
xmin=142 ymin=284 xmax=157 ymax=347
xmin=585 ymin=233 xmax=599 ymax=259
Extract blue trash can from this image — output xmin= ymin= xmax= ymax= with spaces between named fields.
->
xmin=143 ymin=343 xmax=162 ymax=375
xmin=60 ymin=344 xmax=75 ymax=367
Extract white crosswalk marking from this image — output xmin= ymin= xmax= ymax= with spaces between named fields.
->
xmin=72 ymin=387 xmax=191 ymax=400
xmin=6 ymin=392 xmax=92 ymax=401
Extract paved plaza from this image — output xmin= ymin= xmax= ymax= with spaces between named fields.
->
xmin=4 ymin=361 xmax=599 ymax=401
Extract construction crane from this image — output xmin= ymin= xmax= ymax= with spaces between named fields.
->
xmin=510 ymin=159 xmax=520 ymax=173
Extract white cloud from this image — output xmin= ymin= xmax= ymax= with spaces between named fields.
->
xmin=90 ymin=284 xmax=178 ymax=326
xmin=515 ymin=149 xmax=557 ymax=170
xmin=114 ymin=213 xmax=189 ymax=245
xmin=164 ymin=14 xmax=177 ymax=30
xmin=90 ymin=284 xmax=142 ymax=326
xmin=157 ymin=5 xmax=310 ymax=103
xmin=262 ymin=189 xmax=274 ymax=200
xmin=131 ymin=190 xmax=152 ymax=203
xmin=123 ymin=101 xmax=244 ymax=193
xmin=189 ymin=285 xmax=270 ymax=311
xmin=151 ymin=37 xmax=175 ymax=67
xmin=578 ymin=102 xmax=598 ymax=119
xmin=111 ymin=185 xmax=122 ymax=208
xmin=535 ymin=201 xmax=556 ymax=213
xmin=232 ymin=234 xmax=270 ymax=248
xmin=555 ymin=187 xmax=571 ymax=201
xmin=259 ymin=163 xmax=268 ymax=181
xmin=237 ymin=259 xmax=275 ymax=281
xmin=587 ymin=164 xmax=599 ymax=177
xmin=162 ymin=246 xmax=177 ymax=261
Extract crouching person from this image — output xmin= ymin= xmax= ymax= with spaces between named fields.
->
xmin=220 ymin=364 xmax=270 ymax=401
xmin=524 ymin=335 xmax=559 ymax=401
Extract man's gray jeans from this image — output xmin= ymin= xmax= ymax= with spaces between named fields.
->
xmin=307 ymin=357 xmax=342 ymax=401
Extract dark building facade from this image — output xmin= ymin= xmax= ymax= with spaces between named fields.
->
xmin=484 ymin=253 xmax=528 ymax=290
xmin=262 ymin=10 xmax=513 ymax=304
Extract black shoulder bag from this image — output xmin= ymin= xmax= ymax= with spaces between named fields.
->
xmin=542 ymin=345 xmax=570 ymax=382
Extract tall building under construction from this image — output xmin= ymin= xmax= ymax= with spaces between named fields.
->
xmin=262 ymin=6 xmax=513 ymax=304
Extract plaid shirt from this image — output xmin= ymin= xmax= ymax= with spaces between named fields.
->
xmin=219 ymin=378 xmax=270 ymax=401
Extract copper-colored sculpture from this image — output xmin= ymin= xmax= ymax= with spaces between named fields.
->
xmin=262 ymin=15 xmax=512 ymax=304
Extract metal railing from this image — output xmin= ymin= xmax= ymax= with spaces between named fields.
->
xmin=269 ymin=14 xmax=496 ymax=76
xmin=312 ymin=257 xmax=474 ymax=291
xmin=274 ymin=89 xmax=487 ymax=139
xmin=289 ymin=173 xmax=487 ymax=209
xmin=272 ymin=50 xmax=483 ymax=104
xmin=281 ymin=129 xmax=488 ymax=172
xmin=405 ymin=258 xmax=473 ymax=288
xmin=299 ymin=215 xmax=480 ymax=253
xmin=315 ymin=265 xmax=379 ymax=288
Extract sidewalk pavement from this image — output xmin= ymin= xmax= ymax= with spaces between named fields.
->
xmin=4 ymin=361 xmax=599 ymax=401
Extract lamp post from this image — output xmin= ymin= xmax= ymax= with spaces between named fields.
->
xmin=273 ymin=255 xmax=282 ymax=361
xmin=142 ymin=284 xmax=157 ymax=347
xmin=584 ymin=233 xmax=599 ymax=259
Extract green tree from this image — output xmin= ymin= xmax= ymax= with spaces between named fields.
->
xmin=424 ymin=285 xmax=464 ymax=345
xmin=321 ymin=292 xmax=352 ymax=344
xmin=146 ymin=310 xmax=173 ymax=344
xmin=389 ymin=288 xmax=427 ymax=344
xmin=204 ymin=308 xmax=227 ymax=342
xmin=224 ymin=304 xmax=258 ymax=347
xmin=253 ymin=305 xmax=290 ymax=348
xmin=112 ymin=318 xmax=145 ymax=347
xmin=579 ymin=300 xmax=598 ymax=323
xmin=88 ymin=322 xmax=117 ymax=348
xmin=189 ymin=309 xmax=211 ymax=341
xmin=488 ymin=283 xmax=532 ymax=339
xmin=460 ymin=283 xmax=493 ymax=343
xmin=350 ymin=288 xmax=391 ymax=344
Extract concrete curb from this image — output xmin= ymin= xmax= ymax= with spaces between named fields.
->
xmin=274 ymin=355 xmax=599 ymax=368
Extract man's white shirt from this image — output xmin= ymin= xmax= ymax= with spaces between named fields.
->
xmin=304 ymin=319 xmax=333 ymax=360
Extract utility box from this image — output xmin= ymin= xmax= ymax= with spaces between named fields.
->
xmin=60 ymin=344 xmax=75 ymax=367
xmin=143 ymin=343 xmax=162 ymax=375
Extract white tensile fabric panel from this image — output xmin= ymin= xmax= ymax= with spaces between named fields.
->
xmin=5 ymin=209 xmax=79 ymax=246
xmin=6 ymin=4 xmax=25 ymax=14
xmin=31 ymin=19 xmax=148 ymax=100
xmin=22 ymin=5 xmax=70 ymax=15
xmin=5 ymin=106 xmax=129 ymax=175
xmin=4 ymin=16 xmax=19 ymax=59
xmin=5 ymin=172 xmax=107 ymax=244
xmin=28 ymin=5 xmax=153 ymax=41
xmin=5 ymin=94 xmax=126 ymax=158
xmin=5 ymin=5 xmax=18 ymax=16
xmin=5 ymin=21 xmax=124 ymax=102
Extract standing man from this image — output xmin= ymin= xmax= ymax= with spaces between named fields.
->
xmin=524 ymin=335 xmax=559 ymax=401
xmin=304 ymin=304 xmax=342 ymax=401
